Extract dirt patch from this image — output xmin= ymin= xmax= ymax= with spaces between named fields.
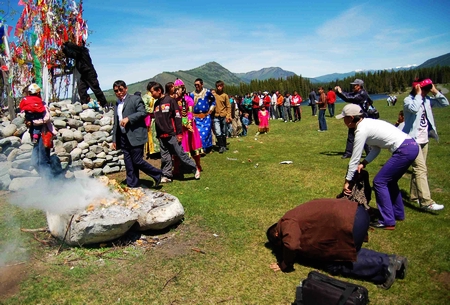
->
xmin=431 ymin=270 xmax=450 ymax=291
xmin=0 ymin=263 xmax=29 ymax=302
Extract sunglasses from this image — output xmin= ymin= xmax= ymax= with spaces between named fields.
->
xmin=114 ymin=87 xmax=125 ymax=93
xmin=194 ymin=84 xmax=201 ymax=87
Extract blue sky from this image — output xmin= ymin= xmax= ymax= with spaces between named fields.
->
xmin=3 ymin=0 xmax=450 ymax=89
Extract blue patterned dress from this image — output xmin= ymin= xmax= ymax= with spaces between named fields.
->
xmin=190 ymin=89 xmax=216 ymax=150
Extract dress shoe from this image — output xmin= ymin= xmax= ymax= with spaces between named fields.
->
xmin=153 ymin=175 xmax=162 ymax=188
xmin=370 ymin=222 xmax=395 ymax=230
xmin=341 ymin=155 xmax=351 ymax=159
xmin=377 ymin=257 xmax=399 ymax=290
xmin=390 ymin=255 xmax=408 ymax=279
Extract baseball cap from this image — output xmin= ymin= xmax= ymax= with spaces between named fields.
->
xmin=28 ymin=83 xmax=41 ymax=94
xmin=350 ymin=79 xmax=364 ymax=86
xmin=336 ymin=104 xmax=363 ymax=119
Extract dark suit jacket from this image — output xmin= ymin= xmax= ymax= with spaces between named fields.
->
xmin=112 ymin=94 xmax=148 ymax=148
xmin=275 ymin=198 xmax=358 ymax=270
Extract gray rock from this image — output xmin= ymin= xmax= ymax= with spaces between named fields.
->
xmin=7 ymin=148 xmax=20 ymax=162
xmin=136 ymin=192 xmax=185 ymax=231
xmin=77 ymin=142 xmax=89 ymax=150
xmin=85 ymin=124 xmax=100 ymax=132
xmin=8 ymin=177 xmax=41 ymax=192
xmin=21 ymin=132 xmax=32 ymax=144
xmin=12 ymin=117 xmax=25 ymax=126
xmin=96 ymin=152 xmax=106 ymax=158
xmin=102 ymin=165 xmax=120 ymax=174
xmin=11 ymin=159 xmax=32 ymax=170
xmin=0 ymin=162 xmax=12 ymax=190
xmin=19 ymin=143 xmax=34 ymax=152
xmin=15 ymin=151 xmax=32 ymax=160
xmin=60 ymin=129 xmax=74 ymax=141
xmin=1 ymin=124 xmax=17 ymax=137
xmin=9 ymin=168 xmax=39 ymax=178
xmin=53 ymin=119 xmax=67 ymax=128
xmin=73 ymin=130 xmax=83 ymax=142
xmin=0 ymin=154 xmax=7 ymax=162
xmin=91 ymin=168 xmax=103 ymax=176
xmin=86 ymin=151 xmax=96 ymax=159
xmin=99 ymin=117 xmax=111 ymax=126
xmin=70 ymin=148 xmax=83 ymax=161
xmin=99 ymin=125 xmax=113 ymax=132
xmin=63 ymin=140 xmax=78 ymax=152
xmin=89 ymin=145 xmax=103 ymax=154
xmin=82 ymin=158 xmax=93 ymax=169
xmin=46 ymin=206 xmax=138 ymax=246
xmin=80 ymin=109 xmax=97 ymax=122
xmin=67 ymin=119 xmax=83 ymax=129
xmin=93 ymin=158 xmax=106 ymax=168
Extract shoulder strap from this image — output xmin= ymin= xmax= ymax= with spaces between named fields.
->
xmin=337 ymin=286 xmax=357 ymax=305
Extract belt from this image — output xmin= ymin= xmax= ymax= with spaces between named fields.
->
xmin=194 ymin=113 xmax=209 ymax=119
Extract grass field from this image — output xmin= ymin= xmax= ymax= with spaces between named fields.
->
xmin=1 ymin=87 xmax=449 ymax=304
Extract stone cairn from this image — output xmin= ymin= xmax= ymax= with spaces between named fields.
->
xmin=0 ymin=100 xmax=124 ymax=191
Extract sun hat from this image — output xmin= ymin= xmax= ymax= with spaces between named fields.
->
xmin=174 ymin=79 xmax=185 ymax=87
xmin=336 ymin=104 xmax=363 ymax=119
xmin=28 ymin=83 xmax=41 ymax=94
xmin=350 ymin=79 xmax=364 ymax=86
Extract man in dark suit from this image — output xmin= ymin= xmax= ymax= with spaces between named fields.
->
xmin=266 ymin=198 xmax=408 ymax=289
xmin=111 ymin=80 xmax=162 ymax=188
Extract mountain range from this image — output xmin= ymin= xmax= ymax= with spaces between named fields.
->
xmin=104 ymin=52 xmax=450 ymax=97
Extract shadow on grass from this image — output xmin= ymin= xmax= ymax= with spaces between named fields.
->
xmin=401 ymin=189 xmax=440 ymax=215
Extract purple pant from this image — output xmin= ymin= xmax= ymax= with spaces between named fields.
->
xmin=374 ymin=139 xmax=419 ymax=226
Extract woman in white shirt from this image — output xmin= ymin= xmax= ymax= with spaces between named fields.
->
xmin=337 ymin=104 xmax=419 ymax=230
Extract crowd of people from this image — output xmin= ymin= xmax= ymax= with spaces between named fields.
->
xmin=20 ymin=74 xmax=448 ymax=293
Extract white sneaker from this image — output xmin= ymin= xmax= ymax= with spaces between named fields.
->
xmin=161 ymin=177 xmax=172 ymax=183
xmin=423 ymin=203 xmax=444 ymax=211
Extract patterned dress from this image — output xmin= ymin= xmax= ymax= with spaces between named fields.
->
xmin=258 ymin=109 xmax=270 ymax=133
xmin=142 ymin=92 xmax=160 ymax=157
xmin=190 ymin=88 xmax=216 ymax=150
xmin=177 ymin=94 xmax=204 ymax=156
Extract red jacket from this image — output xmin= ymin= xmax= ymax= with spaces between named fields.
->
xmin=327 ymin=90 xmax=336 ymax=104
xmin=291 ymin=94 xmax=303 ymax=106
xmin=19 ymin=96 xmax=45 ymax=113
xmin=252 ymin=96 xmax=260 ymax=109
xmin=263 ymin=96 xmax=271 ymax=108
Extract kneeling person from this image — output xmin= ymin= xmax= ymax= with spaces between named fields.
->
xmin=267 ymin=198 xmax=407 ymax=289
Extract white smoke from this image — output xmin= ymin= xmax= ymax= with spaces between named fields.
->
xmin=9 ymin=175 xmax=117 ymax=215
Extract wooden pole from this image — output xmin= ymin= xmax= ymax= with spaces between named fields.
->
xmin=0 ymin=57 xmax=15 ymax=120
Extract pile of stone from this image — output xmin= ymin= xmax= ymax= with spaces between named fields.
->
xmin=0 ymin=100 xmax=125 ymax=191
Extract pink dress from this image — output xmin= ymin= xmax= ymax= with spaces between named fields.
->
xmin=258 ymin=110 xmax=270 ymax=132
xmin=178 ymin=95 xmax=204 ymax=156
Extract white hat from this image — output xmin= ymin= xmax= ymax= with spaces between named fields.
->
xmin=336 ymin=104 xmax=363 ymax=119
xmin=28 ymin=83 xmax=41 ymax=94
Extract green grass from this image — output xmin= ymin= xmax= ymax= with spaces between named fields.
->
xmin=1 ymin=86 xmax=450 ymax=304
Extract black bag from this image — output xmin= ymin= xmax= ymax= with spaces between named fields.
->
xmin=293 ymin=271 xmax=369 ymax=305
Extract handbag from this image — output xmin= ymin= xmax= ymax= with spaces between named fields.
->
xmin=292 ymin=271 xmax=369 ymax=305
xmin=41 ymin=129 xmax=54 ymax=149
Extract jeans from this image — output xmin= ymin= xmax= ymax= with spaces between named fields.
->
xmin=213 ymin=116 xmax=228 ymax=137
xmin=318 ymin=109 xmax=327 ymax=130
xmin=283 ymin=106 xmax=292 ymax=121
xmin=328 ymin=103 xmax=335 ymax=117
xmin=374 ymin=139 xmax=419 ymax=226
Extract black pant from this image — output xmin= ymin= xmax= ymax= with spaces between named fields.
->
xmin=252 ymin=108 xmax=260 ymax=126
xmin=345 ymin=128 xmax=371 ymax=156
xmin=120 ymin=133 xmax=161 ymax=187
xmin=77 ymin=70 xmax=107 ymax=106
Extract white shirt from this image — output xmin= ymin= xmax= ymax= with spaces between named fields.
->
xmin=346 ymin=118 xmax=411 ymax=181
xmin=117 ymin=95 xmax=127 ymax=133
